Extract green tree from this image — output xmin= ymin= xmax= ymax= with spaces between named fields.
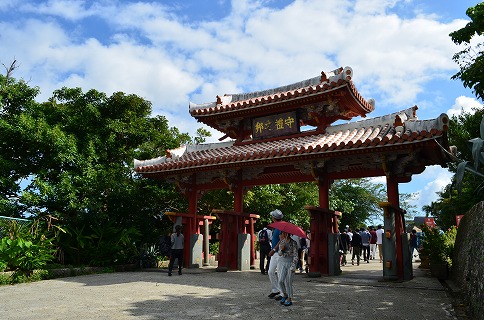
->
xmin=243 ymin=178 xmax=400 ymax=233
xmin=330 ymin=179 xmax=387 ymax=230
xmin=421 ymin=109 xmax=484 ymax=230
xmin=244 ymin=183 xmax=318 ymax=231
xmin=450 ymin=2 xmax=484 ymax=101
xmin=426 ymin=3 xmax=484 ymax=230
xmin=1 ymin=63 xmax=208 ymax=266
xmin=21 ymin=87 xmax=196 ymax=265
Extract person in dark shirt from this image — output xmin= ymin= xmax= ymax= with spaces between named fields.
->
xmin=351 ymin=229 xmax=363 ymax=266
xmin=339 ymin=230 xmax=351 ymax=266
xmin=410 ymin=229 xmax=419 ymax=258
xmin=360 ymin=227 xmax=371 ymax=263
xmin=258 ymin=225 xmax=272 ymax=275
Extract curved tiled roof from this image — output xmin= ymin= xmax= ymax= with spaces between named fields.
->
xmin=134 ymin=107 xmax=450 ymax=177
xmin=189 ymin=67 xmax=375 ymax=121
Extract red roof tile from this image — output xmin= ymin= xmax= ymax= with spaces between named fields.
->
xmin=134 ymin=107 xmax=450 ymax=177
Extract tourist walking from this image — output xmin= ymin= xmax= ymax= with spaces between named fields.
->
xmin=168 ymin=225 xmax=184 ymax=276
xmin=267 ymin=209 xmax=284 ymax=299
xmin=410 ymin=229 xmax=419 ymax=259
xmin=376 ymin=224 xmax=384 ymax=263
xmin=339 ymin=230 xmax=351 ymax=266
xmin=360 ymin=227 xmax=371 ymax=263
xmin=277 ymin=231 xmax=299 ymax=306
xmin=369 ymin=226 xmax=377 ymax=260
xmin=351 ymin=229 xmax=363 ymax=265
xmin=258 ymin=225 xmax=272 ymax=274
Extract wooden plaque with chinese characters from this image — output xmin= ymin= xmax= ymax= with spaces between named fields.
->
xmin=252 ymin=111 xmax=299 ymax=139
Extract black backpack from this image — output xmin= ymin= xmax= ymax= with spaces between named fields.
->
xmin=259 ymin=229 xmax=269 ymax=244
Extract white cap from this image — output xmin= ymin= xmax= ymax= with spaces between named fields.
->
xmin=270 ymin=209 xmax=283 ymax=219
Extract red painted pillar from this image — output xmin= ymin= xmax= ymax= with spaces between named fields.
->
xmin=233 ymin=185 xmax=248 ymax=268
xmin=185 ymin=188 xmax=198 ymax=268
xmin=213 ymin=210 xmax=230 ymax=271
xmin=318 ymin=178 xmax=330 ymax=209
xmin=308 ymin=207 xmax=321 ymax=276
xmin=248 ymin=216 xmax=256 ymax=269
xmin=305 ymin=205 xmax=337 ymax=276
xmin=233 ymin=185 xmax=243 ymax=213
xmin=318 ymin=178 xmax=330 ymax=275
xmin=387 ymin=176 xmax=403 ymax=280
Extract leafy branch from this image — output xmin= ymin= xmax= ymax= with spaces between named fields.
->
xmin=454 ymin=116 xmax=484 ymax=193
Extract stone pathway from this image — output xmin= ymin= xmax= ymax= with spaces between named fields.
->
xmin=0 ymin=261 xmax=459 ymax=319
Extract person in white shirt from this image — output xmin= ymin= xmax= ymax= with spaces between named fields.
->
xmin=267 ymin=209 xmax=284 ymax=300
xmin=168 ymin=225 xmax=184 ymax=276
xmin=376 ymin=224 xmax=384 ymax=263
xmin=347 ymin=228 xmax=353 ymax=254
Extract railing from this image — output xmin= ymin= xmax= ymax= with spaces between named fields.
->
xmin=0 ymin=215 xmax=30 ymax=238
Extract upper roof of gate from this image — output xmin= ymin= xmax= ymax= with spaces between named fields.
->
xmin=188 ymin=67 xmax=375 ymax=141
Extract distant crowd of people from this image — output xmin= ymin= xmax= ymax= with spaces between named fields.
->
xmin=338 ymin=225 xmax=384 ymax=266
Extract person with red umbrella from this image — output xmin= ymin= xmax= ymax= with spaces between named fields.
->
xmin=275 ymin=229 xmax=299 ymax=306
xmin=268 ymin=219 xmax=306 ymax=306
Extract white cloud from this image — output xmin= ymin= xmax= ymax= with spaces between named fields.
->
xmin=400 ymin=166 xmax=453 ymax=211
xmin=447 ymin=96 xmax=484 ymax=117
xmin=0 ymin=0 xmax=473 ymax=139
xmin=20 ymin=0 xmax=95 ymax=20
xmin=0 ymin=0 xmax=477 ymax=212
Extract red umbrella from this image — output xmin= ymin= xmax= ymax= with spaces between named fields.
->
xmin=268 ymin=221 xmax=307 ymax=239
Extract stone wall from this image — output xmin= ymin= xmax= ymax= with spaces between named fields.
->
xmin=452 ymin=201 xmax=484 ymax=320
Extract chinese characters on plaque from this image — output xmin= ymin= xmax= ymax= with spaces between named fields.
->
xmin=252 ymin=111 xmax=299 ymax=139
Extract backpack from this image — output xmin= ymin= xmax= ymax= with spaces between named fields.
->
xmin=259 ymin=229 xmax=269 ymax=244
xmin=159 ymin=235 xmax=172 ymax=257
xmin=300 ymin=237 xmax=307 ymax=249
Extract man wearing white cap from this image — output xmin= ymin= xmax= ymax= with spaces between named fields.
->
xmin=267 ymin=209 xmax=284 ymax=300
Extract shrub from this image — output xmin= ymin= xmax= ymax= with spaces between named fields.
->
xmin=420 ymin=225 xmax=457 ymax=267
xmin=209 ymin=241 xmax=220 ymax=255
xmin=0 ymin=220 xmax=57 ymax=279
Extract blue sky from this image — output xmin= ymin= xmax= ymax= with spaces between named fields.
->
xmin=1 ymin=0 xmax=483 ymax=215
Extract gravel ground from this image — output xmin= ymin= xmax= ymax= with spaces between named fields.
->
xmin=0 ymin=261 xmax=457 ymax=320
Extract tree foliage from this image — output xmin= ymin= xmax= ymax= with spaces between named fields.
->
xmin=245 ymin=179 xmax=397 ymax=233
xmin=423 ymin=5 xmax=484 ymax=230
xmin=244 ymin=183 xmax=318 ymax=231
xmin=450 ymin=2 xmax=484 ymax=101
xmin=422 ymin=109 xmax=484 ymax=230
xmin=329 ymin=179 xmax=388 ymax=230
xmin=0 ymin=64 xmax=207 ymax=266
xmin=0 ymin=62 xmax=53 ymax=217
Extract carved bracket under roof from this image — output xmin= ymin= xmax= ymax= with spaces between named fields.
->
xmin=294 ymin=160 xmax=326 ymax=178
xmin=173 ymin=175 xmax=201 ymax=198
xmin=223 ymin=169 xmax=241 ymax=192
xmin=302 ymin=100 xmax=345 ymax=131
xmin=242 ymin=167 xmax=265 ymax=181
xmin=394 ymin=151 xmax=418 ymax=177
xmin=381 ymin=154 xmax=404 ymax=179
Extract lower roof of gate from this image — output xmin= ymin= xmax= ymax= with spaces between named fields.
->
xmin=134 ymin=107 xmax=453 ymax=189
